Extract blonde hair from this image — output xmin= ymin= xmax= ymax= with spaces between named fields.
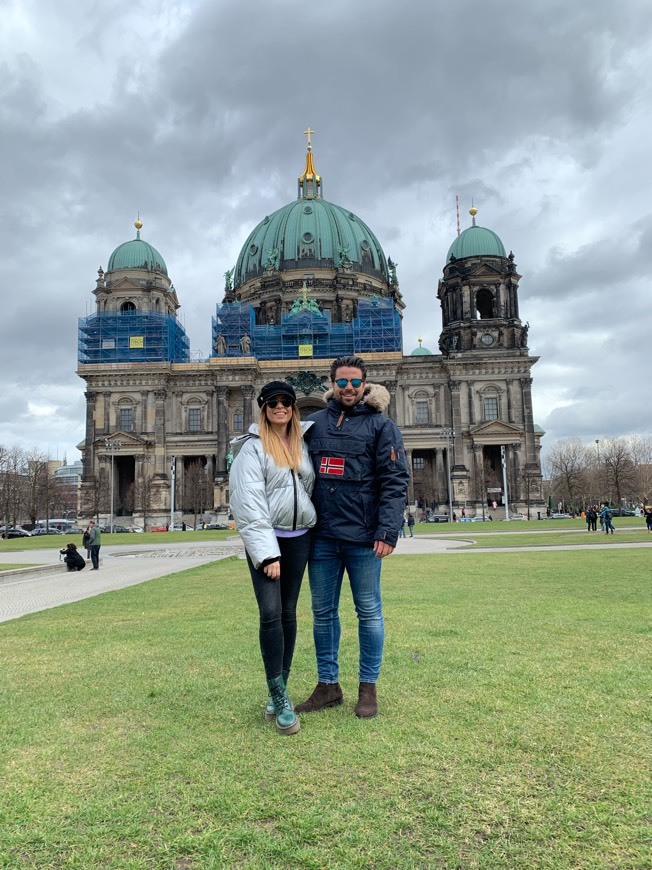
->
xmin=258 ymin=404 xmax=304 ymax=471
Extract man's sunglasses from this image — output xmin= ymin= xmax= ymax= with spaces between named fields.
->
xmin=266 ymin=398 xmax=294 ymax=409
xmin=335 ymin=378 xmax=364 ymax=389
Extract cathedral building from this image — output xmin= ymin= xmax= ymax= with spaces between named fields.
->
xmin=77 ymin=138 xmax=544 ymax=525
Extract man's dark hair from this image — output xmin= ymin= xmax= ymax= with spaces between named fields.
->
xmin=330 ymin=355 xmax=367 ymax=382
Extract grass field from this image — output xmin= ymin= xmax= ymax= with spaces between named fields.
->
xmin=1 ymin=548 xmax=650 ymax=868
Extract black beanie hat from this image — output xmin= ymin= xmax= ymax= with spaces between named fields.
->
xmin=257 ymin=380 xmax=297 ymax=408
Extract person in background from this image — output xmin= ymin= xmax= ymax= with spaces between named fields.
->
xmin=60 ymin=542 xmax=86 ymax=571
xmin=601 ymin=504 xmax=615 ymax=535
xmin=407 ymin=512 xmax=415 ymax=537
xmin=88 ymin=520 xmax=101 ymax=569
xmin=296 ymin=355 xmax=410 ymax=719
xmin=82 ymin=523 xmax=92 ymax=559
xmin=398 ymin=515 xmax=407 ymax=538
xmin=229 ymin=380 xmax=316 ymax=736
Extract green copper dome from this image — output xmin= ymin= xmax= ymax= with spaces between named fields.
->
xmin=234 ymin=198 xmax=388 ymax=288
xmin=447 ymin=208 xmax=506 ymax=261
xmin=410 ymin=338 xmax=433 ymax=355
xmin=107 ymin=222 xmax=168 ymax=276
xmin=233 ymin=143 xmax=388 ymax=288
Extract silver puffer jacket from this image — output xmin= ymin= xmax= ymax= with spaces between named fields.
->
xmin=229 ymin=422 xmax=316 ymax=569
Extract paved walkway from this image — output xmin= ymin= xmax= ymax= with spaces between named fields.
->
xmin=1 ymin=532 xmax=650 ymax=623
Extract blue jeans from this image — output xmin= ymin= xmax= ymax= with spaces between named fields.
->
xmin=308 ymin=537 xmax=384 ymax=684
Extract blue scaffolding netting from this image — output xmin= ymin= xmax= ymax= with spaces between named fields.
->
xmin=212 ymin=298 xmax=402 ymax=361
xmin=78 ymin=312 xmax=190 ymax=364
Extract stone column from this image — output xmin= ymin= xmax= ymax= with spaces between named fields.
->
xmin=449 ymin=381 xmax=465 ymax=470
xmin=405 ymin=448 xmax=414 ymax=504
xmin=241 ymin=385 xmax=255 ymax=431
xmin=506 ymin=379 xmax=514 ymax=423
xmin=154 ymin=390 xmax=167 ymax=475
xmin=435 ymin=447 xmax=445 ymax=504
xmin=384 ymin=380 xmax=398 ymax=421
xmin=103 ymin=391 xmax=111 ymax=433
xmin=216 ymin=386 xmax=230 ymax=473
xmin=82 ymin=391 xmax=97 ymax=480
xmin=467 ymin=381 xmax=475 ymax=426
xmin=520 ymin=377 xmax=536 ymax=464
xmin=140 ymin=391 xmax=148 ymax=433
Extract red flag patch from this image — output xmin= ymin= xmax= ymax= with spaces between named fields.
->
xmin=319 ymin=457 xmax=345 ymax=476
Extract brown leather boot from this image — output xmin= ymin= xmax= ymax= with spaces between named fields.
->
xmin=355 ymin=682 xmax=378 ymax=718
xmin=295 ymin=682 xmax=343 ymax=713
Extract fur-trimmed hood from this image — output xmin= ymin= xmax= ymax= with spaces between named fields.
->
xmin=323 ymin=381 xmax=391 ymax=413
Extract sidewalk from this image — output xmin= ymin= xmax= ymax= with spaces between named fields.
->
xmin=0 ymin=539 xmax=245 ymax=623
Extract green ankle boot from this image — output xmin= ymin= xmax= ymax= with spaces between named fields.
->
xmin=265 ymin=670 xmax=289 ymax=722
xmin=266 ymin=676 xmax=300 ymax=735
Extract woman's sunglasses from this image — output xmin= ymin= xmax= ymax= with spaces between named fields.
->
xmin=335 ymin=378 xmax=363 ymax=389
xmin=266 ymin=398 xmax=294 ymax=409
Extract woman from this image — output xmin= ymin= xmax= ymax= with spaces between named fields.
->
xmin=229 ymin=381 xmax=316 ymax=735
xmin=60 ymin=542 xmax=86 ymax=571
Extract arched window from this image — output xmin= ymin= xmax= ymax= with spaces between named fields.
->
xmin=120 ymin=301 xmax=137 ymax=313
xmin=476 ymin=288 xmax=494 ymax=320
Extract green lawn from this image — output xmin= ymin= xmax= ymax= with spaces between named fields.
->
xmin=0 ymin=528 xmax=234 ymax=553
xmin=1 ymin=551 xmax=650 ymax=867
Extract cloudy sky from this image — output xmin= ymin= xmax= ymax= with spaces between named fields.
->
xmin=1 ymin=0 xmax=651 ymax=464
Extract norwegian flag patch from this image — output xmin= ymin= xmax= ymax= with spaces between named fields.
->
xmin=319 ymin=457 xmax=345 ymax=476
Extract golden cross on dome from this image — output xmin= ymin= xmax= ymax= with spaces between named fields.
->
xmin=304 ymin=127 xmax=314 ymax=150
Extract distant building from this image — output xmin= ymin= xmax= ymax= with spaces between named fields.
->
xmin=77 ymin=139 xmax=544 ymax=523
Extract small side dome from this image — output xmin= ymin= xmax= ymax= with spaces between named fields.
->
xmin=411 ymin=338 xmax=433 ymax=356
xmin=107 ymin=220 xmax=168 ymax=276
xmin=447 ymin=206 xmax=506 ymax=261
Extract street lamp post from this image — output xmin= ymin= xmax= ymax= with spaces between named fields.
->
xmin=501 ymin=444 xmax=510 ymax=521
xmin=105 ymin=438 xmax=122 ymax=533
xmin=442 ymin=428 xmax=455 ymax=520
xmin=170 ymin=456 xmax=176 ymax=531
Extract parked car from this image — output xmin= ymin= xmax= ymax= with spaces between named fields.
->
xmin=200 ymin=522 xmax=229 ymax=530
xmin=610 ymin=508 xmax=635 ymax=517
xmin=469 ymin=516 xmax=491 ymax=522
xmin=548 ymin=513 xmax=573 ymax=519
xmin=508 ymin=514 xmax=527 ymax=521
xmin=30 ymin=527 xmax=63 ymax=535
xmin=150 ymin=526 xmax=169 ymax=532
xmin=1 ymin=527 xmax=32 ymax=538
xmin=426 ymin=514 xmax=450 ymax=523
xmin=129 ymin=526 xmax=144 ymax=533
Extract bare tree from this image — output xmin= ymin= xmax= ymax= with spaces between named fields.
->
xmin=131 ymin=470 xmax=157 ymax=530
xmin=24 ymin=450 xmax=49 ymax=526
xmin=629 ymin=435 xmax=652 ymax=506
xmin=184 ymin=460 xmax=211 ymax=527
xmin=80 ymin=468 xmax=109 ymax=522
xmin=0 ymin=446 xmax=26 ymax=527
xmin=600 ymin=437 xmax=636 ymax=507
xmin=545 ymin=438 xmax=589 ymax=510
xmin=412 ymin=460 xmax=435 ymax=511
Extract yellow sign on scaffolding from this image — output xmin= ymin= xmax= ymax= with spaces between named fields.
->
xmin=298 ymin=344 xmax=313 ymax=357
xmin=130 ymin=336 xmax=144 ymax=348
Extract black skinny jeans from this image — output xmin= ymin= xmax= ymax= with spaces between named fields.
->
xmin=246 ymin=532 xmax=311 ymax=680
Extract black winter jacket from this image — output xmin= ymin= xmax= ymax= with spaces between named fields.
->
xmin=307 ymin=383 xmax=410 ymax=547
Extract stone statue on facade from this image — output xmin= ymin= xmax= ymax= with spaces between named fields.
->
xmin=215 ymin=333 xmax=227 ymax=356
xmin=240 ymin=333 xmax=251 ymax=354
xmin=264 ymin=248 xmax=280 ymax=272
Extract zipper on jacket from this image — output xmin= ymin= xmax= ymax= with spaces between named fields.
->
xmin=336 ymin=411 xmax=345 ymax=428
xmin=290 ymin=470 xmax=298 ymax=530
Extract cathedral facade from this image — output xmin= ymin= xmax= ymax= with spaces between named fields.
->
xmin=77 ymin=141 xmax=544 ymax=525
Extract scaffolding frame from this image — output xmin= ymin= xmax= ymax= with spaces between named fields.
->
xmin=78 ymin=312 xmax=190 ymax=364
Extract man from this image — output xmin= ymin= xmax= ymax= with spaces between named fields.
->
xmin=88 ymin=520 xmax=102 ymax=569
xmin=296 ymin=355 xmax=409 ymax=719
